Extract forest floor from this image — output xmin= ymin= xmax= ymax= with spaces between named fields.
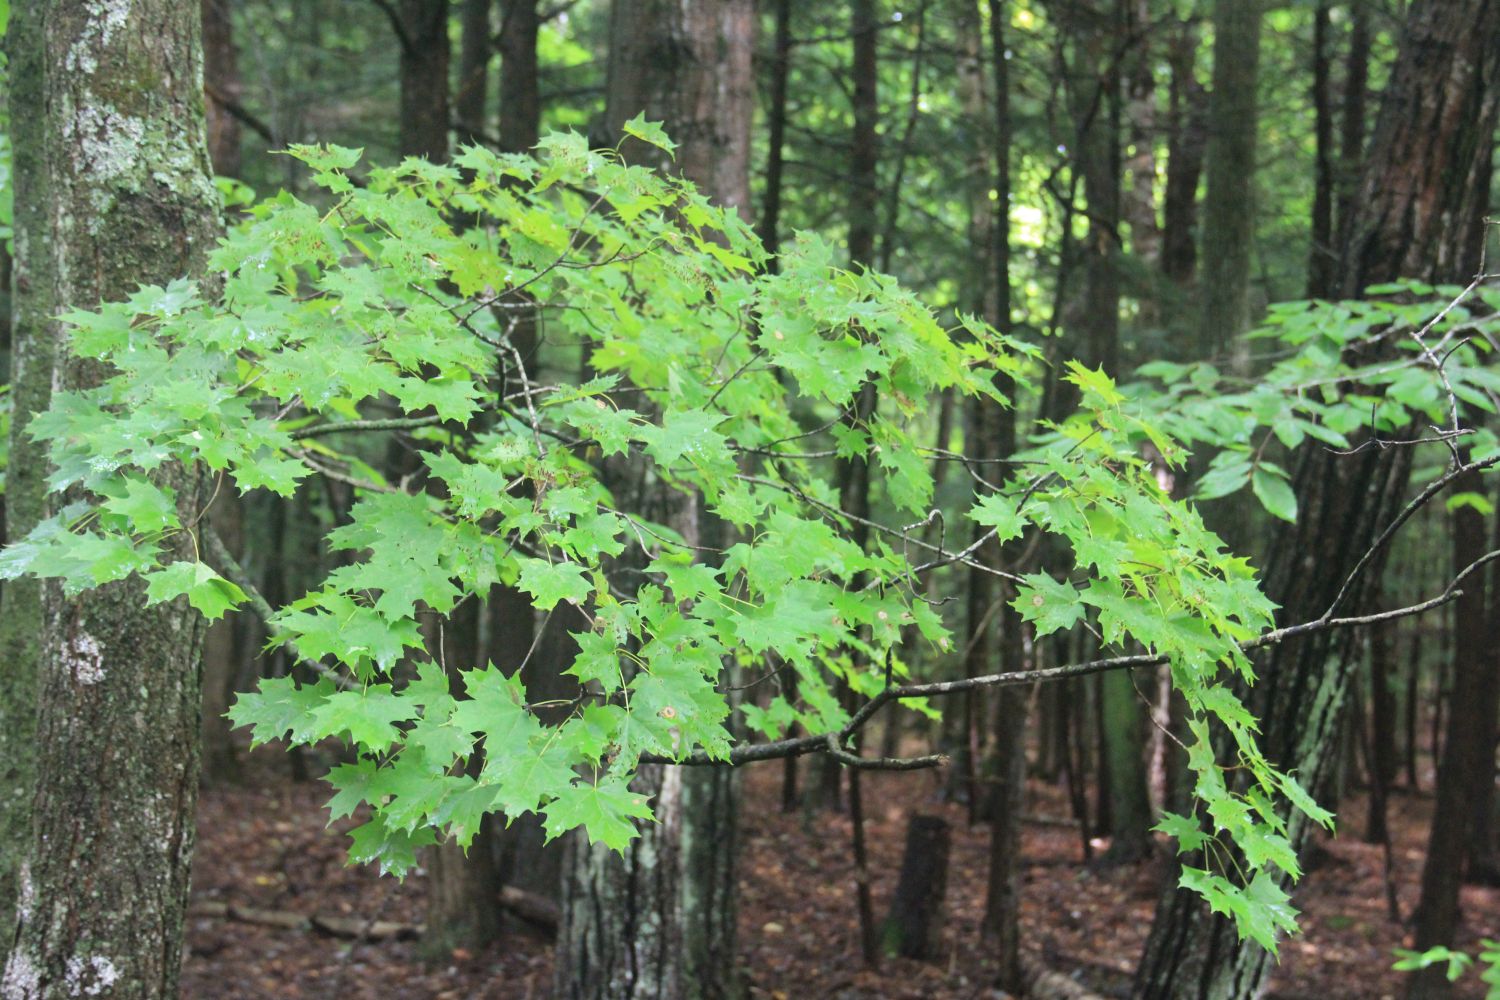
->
xmin=183 ymin=740 xmax=1498 ymax=999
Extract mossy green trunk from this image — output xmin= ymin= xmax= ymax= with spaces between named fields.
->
xmin=0 ymin=0 xmax=221 ymax=995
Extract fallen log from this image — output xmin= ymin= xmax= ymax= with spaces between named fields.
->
xmin=187 ymin=885 xmax=560 ymax=942
xmin=187 ymin=900 xmax=421 ymax=941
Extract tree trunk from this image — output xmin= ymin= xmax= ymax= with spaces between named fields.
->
xmin=1470 ymin=491 xmax=1500 ymax=880
xmin=1100 ymin=667 xmax=1154 ymax=862
xmin=201 ymin=0 xmax=242 ymax=177
xmin=972 ymin=2 xmax=1027 ymax=991
xmin=759 ymin=0 xmax=792 ymax=268
xmin=555 ymin=4 xmax=753 ymax=996
xmin=1335 ymin=0 xmax=1371 ymax=253
xmin=456 ymin=0 xmax=491 ymax=148
xmin=1365 ymin=611 xmax=1396 ymax=845
xmin=399 ymin=0 xmax=451 ymax=161
xmin=882 ymin=815 xmax=951 ymax=960
xmin=1135 ymin=3 xmax=1500 ymax=996
xmin=1307 ymin=1 xmax=1335 ymax=298
xmin=1160 ymin=15 xmax=1206 ymax=293
xmin=1407 ymin=455 xmax=1499 ymax=997
xmin=0 ymin=0 xmax=222 ymax=993
xmin=423 ymin=598 xmax=506 ymax=960
xmin=1121 ymin=0 xmax=1159 ymax=270
xmin=1196 ymin=0 xmax=1262 ymax=360
xmin=0 ymin=2 xmax=51 ymax=925
xmin=847 ymin=0 xmax=879 ymax=267
xmin=498 ymin=0 xmax=540 ymax=154
xmin=200 ymin=498 xmax=247 ymax=784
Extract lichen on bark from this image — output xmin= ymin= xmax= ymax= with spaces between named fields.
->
xmin=0 ymin=1 xmax=222 ymax=995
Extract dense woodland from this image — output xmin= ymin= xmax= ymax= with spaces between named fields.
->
xmin=0 ymin=0 xmax=1498 ymax=998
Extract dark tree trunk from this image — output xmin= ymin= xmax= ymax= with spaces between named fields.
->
xmin=1121 ymin=0 xmax=1159 ymax=270
xmin=973 ymin=2 xmax=1026 ymax=990
xmin=201 ymin=0 xmax=242 ymax=176
xmin=1405 ymin=620 xmax=1422 ymax=790
xmin=1160 ymin=15 xmax=1206 ymax=292
xmin=847 ymin=0 xmax=879 ymax=267
xmin=1307 ymin=1 xmax=1335 ymax=298
xmin=0 ymin=0 xmax=222 ymax=992
xmin=1196 ymin=0 xmax=1262 ymax=359
xmin=1408 ymin=455 xmax=1500 ymax=997
xmin=759 ymin=0 xmax=792 ymax=269
xmin=423 ymin=598 xmax=506 ymax=960
xmin=1135 ymin=3 xmax=1500 ymax=996
xmin=200 ymin=498 xmax=247 ymax=784
xmin=498 ymin=0 xmax=540 ymax=154
xmin=840 ymin=0 xmax=882 ymax=967
xmin=882 ymin=815 xmax=951 ymax=960
xmin=1100 ymin=666 xmax=1154 ymax=862
xmin=1365 ymin=612 xmax=1396 ymax=844
xmin=1471 ymin=498 xmax=1500 ymax=880
xmin=456 ymin=0 xmax=491 ymax=147
xmin=1335 ymin=0 xmax=1371 ymax=252
xmin=399 ymin=0 xmax=451 ymax=161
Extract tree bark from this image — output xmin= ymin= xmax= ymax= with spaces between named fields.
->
xmin=1471 ymin=491 xmax=1500 ymax=879
xmin=1160 ymin=15 xmax=1206 ymax=293
xmin=1307 ymin=1 xmax=1335 ymax=298
xmin=498 ymin=0 xmax=540 ymax=154
xmin=1100 ymin=666 xmax=1154 ymax=862
xmin=1408 ymin=455 xmax=1500 ymax=997
xmin=201 ymin=0 xmax=242 ymax=176
xmin=399 ymin=0 xmax=451 ymax=161
xmin=759 ymin=0 xmax=792 ymax=269
xmin=1364 ymin=611 xmax=1396 ymax=845
xmin=1196 ymin=0 xmax=1262 ymax=359
xmin=970 ymin=2 xmax=1026 ymax=991
xmin=882 ymin=815 xmax=951 ymax=960
xmin=1135 ymin=3 xmax=1500 ymax=996
xmin=456 ymin=0 xmax=492 ymax=148
xmin=1121 ymin=0 xmax=1159 ymax=270
xmin=1335 ymin=0 xmax=1371 ymax=255
xmin=555 ymin=4 xmax=753 ymax=996
xmin=0 ymin=0 xmax=222 ymax=993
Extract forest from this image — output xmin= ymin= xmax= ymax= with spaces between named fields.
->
xmin=0 ymin=0 xmax=1497 ymax=997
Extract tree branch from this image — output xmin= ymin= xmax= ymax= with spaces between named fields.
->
xmin=645 ymin=563 xmax=1483 ymax=770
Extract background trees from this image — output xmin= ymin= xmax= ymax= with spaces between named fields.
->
xmin=0 ymin=2 xmax=1497 ymax=999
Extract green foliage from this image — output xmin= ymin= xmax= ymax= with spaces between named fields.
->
xmin=1394 ymin=940 xmax=1500 ymax=998
xmin=1 ymin=126 xmax=1442 ymax=954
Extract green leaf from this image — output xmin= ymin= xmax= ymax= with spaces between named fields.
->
xmin=620 ymin=114 xmax=677 ymax=156
xmin=1063 ymin=361 xmax=1125 ymax=407
xmin=143 ymin=561 xmax=248 ymax=620
xmin=100 ymin=477 xmax=180 ymax=534
xmin=516 ymin=558 xmax=592 ymax=610
xmin=1154 ymin=811 xmax=1209 ymax=854
xmin=310 ymin=684 xmax=418 ymax=752
xmin=1251 ymin=467 xmax=1298 ymax=523
xmin=542 ymin=776 xmax=655 ymax=852
xmin=1240 ymin=871 xmax=1300 ymax=954
xmin=1012 ymin=573 xmax=1086 ymax=637
xmin=227 ymin=675 xmax=336 ymax=748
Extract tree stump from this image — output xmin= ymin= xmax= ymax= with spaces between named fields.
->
xmin=881 ymin=814 xmax=950 ymax=959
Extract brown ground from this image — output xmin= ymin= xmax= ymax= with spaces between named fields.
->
xmin=183 ymin=744 xmax=1498 ymax=1000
